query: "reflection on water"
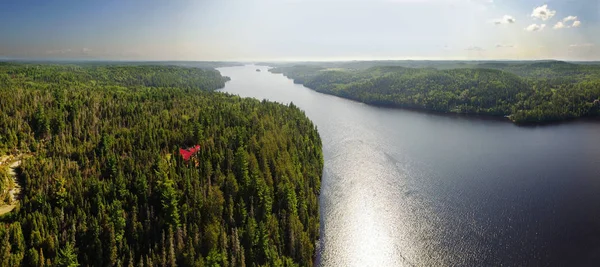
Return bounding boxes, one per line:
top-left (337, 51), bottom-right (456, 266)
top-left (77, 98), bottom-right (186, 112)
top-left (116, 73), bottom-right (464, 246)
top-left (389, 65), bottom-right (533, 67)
top-left (218, 65), bottom-right (600, 266)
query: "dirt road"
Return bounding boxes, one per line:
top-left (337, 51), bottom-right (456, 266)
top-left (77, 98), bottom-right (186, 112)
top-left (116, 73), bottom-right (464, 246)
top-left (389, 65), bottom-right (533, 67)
top-left (0, 157), bottom-right (22, 216)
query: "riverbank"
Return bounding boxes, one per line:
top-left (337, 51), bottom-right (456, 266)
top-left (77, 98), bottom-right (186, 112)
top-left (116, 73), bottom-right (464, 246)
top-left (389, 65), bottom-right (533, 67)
top-left (269, 63), bottom-right (600, 125)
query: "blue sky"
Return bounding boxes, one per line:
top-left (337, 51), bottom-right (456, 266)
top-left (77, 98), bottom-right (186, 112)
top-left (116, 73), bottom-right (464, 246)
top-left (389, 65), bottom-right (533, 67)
top-left (0, 0), bottom-right (598, 61)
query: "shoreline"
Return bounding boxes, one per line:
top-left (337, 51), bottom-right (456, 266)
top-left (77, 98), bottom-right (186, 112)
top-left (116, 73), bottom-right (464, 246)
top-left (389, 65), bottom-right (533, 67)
top-left (273, 72), bottom-right (600, 127)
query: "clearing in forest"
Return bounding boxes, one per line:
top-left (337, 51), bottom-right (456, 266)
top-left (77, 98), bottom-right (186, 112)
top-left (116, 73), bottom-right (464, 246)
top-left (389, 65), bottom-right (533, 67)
top-left (0, 155), bottom-right (23, 216)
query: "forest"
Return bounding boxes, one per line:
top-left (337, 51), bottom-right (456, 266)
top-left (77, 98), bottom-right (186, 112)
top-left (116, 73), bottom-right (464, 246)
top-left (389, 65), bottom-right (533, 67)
top-left (0, 63), bottom-right (323, 266)
top-left (269, 61), bottom-right (600, 124)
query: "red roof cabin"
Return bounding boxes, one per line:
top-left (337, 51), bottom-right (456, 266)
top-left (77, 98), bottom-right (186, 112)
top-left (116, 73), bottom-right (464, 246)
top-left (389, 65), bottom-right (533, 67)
top-left (179, 145), bottom-right (201, 161)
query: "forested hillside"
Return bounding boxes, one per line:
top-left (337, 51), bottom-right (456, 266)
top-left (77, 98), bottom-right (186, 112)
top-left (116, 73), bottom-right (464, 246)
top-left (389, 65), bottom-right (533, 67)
top-left (0, 64), bottom-right (323, 266)
top-left (270, 62), bottom-right (600, 124)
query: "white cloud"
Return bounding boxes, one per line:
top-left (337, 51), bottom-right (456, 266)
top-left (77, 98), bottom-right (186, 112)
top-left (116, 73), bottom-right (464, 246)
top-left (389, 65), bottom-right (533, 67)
top-left (466, 46), bottom-right (485, 51)
top-left (46, 49), bottom-right (72, 55)
top-left (569, 43), bottom-right (594, 47)
top-left (496, 44), bottom-right (514, 48)
top-left (525, 24), bottom-right (546, 32)
top-left (493, 15), bottom-right (516, 25)
top-left (554, 17), bottom-right (582, 29)
top-left (44, 48), bottom-right (93, 56)
top-left (553, 21), bottom-right (566, 29)
top-left (531, 5), bottom-right (556, 21)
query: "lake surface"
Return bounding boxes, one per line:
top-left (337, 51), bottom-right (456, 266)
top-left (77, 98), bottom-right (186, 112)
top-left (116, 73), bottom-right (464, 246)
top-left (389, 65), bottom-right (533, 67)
top-left (218, 65), bottom-right (600, 266)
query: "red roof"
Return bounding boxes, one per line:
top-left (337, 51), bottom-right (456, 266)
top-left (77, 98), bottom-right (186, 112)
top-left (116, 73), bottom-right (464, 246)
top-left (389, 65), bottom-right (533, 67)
top-left (179, 145), bottom-right (200, 161)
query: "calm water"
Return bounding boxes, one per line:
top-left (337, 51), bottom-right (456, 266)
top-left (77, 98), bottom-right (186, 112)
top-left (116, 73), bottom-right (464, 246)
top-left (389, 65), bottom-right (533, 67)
top-left (218, 65), bottom-right (600, 266)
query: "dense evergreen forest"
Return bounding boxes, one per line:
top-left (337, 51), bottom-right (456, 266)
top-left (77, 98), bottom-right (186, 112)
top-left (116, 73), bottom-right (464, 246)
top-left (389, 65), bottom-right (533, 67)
top-left (270, 61), bottom-right (600, 124)
top-left (0, 63), bottom-right (323, 266)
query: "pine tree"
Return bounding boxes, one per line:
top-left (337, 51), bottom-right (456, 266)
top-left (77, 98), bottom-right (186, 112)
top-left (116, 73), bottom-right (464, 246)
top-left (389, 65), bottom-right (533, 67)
top-left (55, 242), bottom-right (79, 267)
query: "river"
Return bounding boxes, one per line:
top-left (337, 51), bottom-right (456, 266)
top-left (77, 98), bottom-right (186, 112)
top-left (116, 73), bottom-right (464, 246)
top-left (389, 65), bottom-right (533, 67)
top-left (217, 65), bottom-right (600, 266)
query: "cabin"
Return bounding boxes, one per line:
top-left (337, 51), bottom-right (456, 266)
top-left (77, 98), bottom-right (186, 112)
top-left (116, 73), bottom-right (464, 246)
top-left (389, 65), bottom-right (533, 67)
top-left (179, 145), bottom-right (201, 161)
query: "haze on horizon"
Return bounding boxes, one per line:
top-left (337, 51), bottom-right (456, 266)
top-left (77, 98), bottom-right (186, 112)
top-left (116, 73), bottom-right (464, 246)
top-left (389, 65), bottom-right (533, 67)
top-left (1, 0), bottom-right (599, 61)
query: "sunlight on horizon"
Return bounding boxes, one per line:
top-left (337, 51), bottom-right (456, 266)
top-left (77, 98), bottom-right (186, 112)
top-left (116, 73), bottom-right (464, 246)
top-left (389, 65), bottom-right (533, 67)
top-left (0, 0), bottom-right (598, 61)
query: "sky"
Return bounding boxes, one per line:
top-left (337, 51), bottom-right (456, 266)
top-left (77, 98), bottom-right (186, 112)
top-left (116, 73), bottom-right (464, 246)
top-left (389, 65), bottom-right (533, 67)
top-left (0, 0), bottom-right (599, 61)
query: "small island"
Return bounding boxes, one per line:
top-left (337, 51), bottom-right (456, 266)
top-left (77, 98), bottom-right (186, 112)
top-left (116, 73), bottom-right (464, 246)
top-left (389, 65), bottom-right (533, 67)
top-left (256, 68), bottom-right (261, 72)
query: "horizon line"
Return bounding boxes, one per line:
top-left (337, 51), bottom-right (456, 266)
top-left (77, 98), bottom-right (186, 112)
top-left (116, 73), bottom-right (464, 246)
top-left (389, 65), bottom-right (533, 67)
top-left (2, 58), bottom-right (600, 63)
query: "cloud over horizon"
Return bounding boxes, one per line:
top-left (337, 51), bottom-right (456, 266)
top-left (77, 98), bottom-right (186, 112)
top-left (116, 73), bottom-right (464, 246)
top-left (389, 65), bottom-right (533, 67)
top-left (0, 0), bottom-right (598, 61)
top-left (496, 44), bottom-right (514, 48)
top-left (466, 46), bottom-right (485, 51)
top-left (525, 24), bottom-right (546, 32)
top-left (553, 16), bottom-right (583, 29)
top-left (531, 5), bottom-right (556, 21)
top-left (554, 21), bottom-right (566, 29)
top-left (493, 15), bottom-right (516, 25)
top-left (569, 43), bottom-right (594, 48)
